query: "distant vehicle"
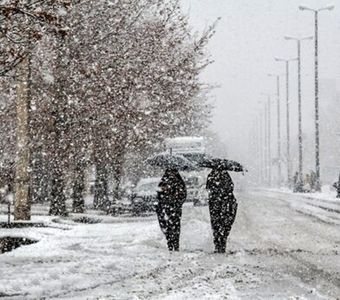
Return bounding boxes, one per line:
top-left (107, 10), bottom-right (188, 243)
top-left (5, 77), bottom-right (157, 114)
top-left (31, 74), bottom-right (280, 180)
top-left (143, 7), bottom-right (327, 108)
top-left (183, 173), bottom-right (208, 206)
top-left (130, 177), bottom-right (160, 215)
top-left (165, 136), bottom-right (209, 206)
top-left (165, 136), bottom-right (206, 156)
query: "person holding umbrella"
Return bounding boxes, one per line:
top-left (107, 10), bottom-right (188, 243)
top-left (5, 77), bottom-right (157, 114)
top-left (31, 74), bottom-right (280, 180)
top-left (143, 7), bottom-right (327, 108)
top-left (156, 168), bottom-right (187, 251)
top-left (202, 159), bottom-right (244, 253)
top-left (146, 152), bottom-right (191, 251)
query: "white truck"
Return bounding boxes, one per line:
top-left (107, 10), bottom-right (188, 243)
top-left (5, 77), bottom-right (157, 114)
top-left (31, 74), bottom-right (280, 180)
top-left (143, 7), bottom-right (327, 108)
top-left (165, 137), bottom-right (209, 205)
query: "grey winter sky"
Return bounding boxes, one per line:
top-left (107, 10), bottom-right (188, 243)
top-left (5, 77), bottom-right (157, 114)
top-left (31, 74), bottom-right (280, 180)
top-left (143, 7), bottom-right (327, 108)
top-left (181, 0), bottom-right (340, 164)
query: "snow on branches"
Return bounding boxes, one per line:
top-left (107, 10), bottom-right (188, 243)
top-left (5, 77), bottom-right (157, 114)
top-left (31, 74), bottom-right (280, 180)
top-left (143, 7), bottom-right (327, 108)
top-left (0, 0), bottom-right (75, 76)
top-left (0, 0), bottom-right (216, 214)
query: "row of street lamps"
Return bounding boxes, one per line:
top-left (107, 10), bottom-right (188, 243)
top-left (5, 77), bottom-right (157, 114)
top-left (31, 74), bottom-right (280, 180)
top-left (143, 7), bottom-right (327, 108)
top-left (260, 5), bottom-right (334, 190)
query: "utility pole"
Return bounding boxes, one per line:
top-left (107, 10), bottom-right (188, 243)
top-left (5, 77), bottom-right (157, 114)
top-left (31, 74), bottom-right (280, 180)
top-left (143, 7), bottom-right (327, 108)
top-left (276, 75), bottom-right (281, 188)
top-left (259, 103), bottom-right (268, 185)
top-left (264, 102), bottom-right (269, 185)
top-left (14, 55), bottom-right (31, 221)
top-left (299, 5), bottom-right (334, 191)
top-left (275, 57), bottom-right (297, 186)
top-left (268, 74), bottom-right (282, 188)
top-left (267, 96), bottom-right (272, 187)
top-left (258, 115), bottom-right (264, 184)
top-left (285, 36), bottom-right (313, 191)
top-left (253, 118), bottom-right (261, 184)
top-left (261, 93), bottom-right (273, 187)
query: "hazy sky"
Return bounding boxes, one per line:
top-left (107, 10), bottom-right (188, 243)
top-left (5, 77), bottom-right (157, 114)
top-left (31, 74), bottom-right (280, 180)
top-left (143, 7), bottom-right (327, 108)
top-left (181, 0), bottom-right (340, 163)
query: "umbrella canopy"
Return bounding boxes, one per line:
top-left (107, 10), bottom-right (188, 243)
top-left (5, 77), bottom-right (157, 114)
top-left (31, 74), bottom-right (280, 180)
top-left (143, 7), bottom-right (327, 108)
top-left (198, 158), bottom-right (245, 172)
top-left (146, 153), bottom-right (196, 171)
top-left (181, 153), bottom-right (213, 166)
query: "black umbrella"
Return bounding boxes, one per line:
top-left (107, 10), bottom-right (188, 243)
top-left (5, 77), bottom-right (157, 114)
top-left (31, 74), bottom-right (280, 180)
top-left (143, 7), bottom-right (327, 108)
top-left (182, 153), bottom-right (213, 166)
top-left (146, 152), bottom-right (195, 171)
top-left (198, 158), bottom-right (245, 172)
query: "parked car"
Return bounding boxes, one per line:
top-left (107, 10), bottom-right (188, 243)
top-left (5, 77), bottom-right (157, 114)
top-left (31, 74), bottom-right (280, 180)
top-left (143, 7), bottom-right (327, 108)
top-left (130, 177), bottom-right (160, 215)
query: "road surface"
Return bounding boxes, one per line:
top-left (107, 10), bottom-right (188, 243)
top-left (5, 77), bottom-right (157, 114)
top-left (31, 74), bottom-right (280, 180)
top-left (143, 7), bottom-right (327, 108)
top-left (0, 191), bottom-right (339, 299)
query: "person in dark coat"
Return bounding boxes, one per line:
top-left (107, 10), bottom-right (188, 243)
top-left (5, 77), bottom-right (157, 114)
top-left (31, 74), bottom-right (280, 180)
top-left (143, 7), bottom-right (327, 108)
top-left (156, 168), bottom-right (187, 251)
top-left (332, 172), bottom-right (340, 198)
top-left (206, 166), bottom-right (237, 253)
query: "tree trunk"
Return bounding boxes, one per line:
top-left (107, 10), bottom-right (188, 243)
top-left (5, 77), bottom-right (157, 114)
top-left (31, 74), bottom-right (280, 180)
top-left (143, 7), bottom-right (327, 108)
top-left (93, 160), bottom-right (109, 211)
top-left (112, 156), bottom-right (124, 203)
top-left (72, 166), bottom-right (85, 213)
top-left (109, 145), bottom-right (126, 215)
top-left (14, 55), bottom-right (31, 221)
top-left (31, 147), bottom-right (50, 203)
top-left (49, 164), bottom-right (67, 216)
top-left (49, 34), bottom-right (69, 216)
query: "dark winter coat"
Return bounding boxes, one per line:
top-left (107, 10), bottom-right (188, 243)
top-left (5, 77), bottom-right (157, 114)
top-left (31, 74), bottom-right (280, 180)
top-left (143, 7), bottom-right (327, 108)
top-left (333, 173), bottom-right (340, 198)
top-left (206, 167), bottom-right (237, 253)
top-left (156, 169), bottom-right (187, 251)
top-left (158, 169), bottom-right (187, 207)
top-left (206, 168), bottom-right (234, 200)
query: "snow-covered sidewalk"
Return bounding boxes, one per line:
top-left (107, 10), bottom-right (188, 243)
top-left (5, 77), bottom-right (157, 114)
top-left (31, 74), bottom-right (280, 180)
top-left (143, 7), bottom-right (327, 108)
top-left (1, 192), bottom-right (339, 299)
top-left (0, 207), bottom-right (239, 299)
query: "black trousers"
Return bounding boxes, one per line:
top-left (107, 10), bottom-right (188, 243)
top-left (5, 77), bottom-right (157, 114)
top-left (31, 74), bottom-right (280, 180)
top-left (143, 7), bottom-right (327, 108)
top-left (156, 203), bottom-right (182, 251)
top-left (208, 196), bottom-right (237, 253)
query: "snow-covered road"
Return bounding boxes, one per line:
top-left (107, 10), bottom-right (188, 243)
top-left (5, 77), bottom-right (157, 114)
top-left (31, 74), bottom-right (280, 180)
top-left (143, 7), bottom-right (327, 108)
top-left (0, 192), bottom-right (339, 299)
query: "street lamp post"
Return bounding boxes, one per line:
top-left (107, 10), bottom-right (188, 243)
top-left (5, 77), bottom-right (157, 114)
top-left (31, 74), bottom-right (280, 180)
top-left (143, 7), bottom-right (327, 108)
top-left (259, 100), bottom-right (269, 185)
top-left (251, 118), bottom-right (260, 184)
top-left (268, 74), bottom-right (282, 188)
top-left (261, 93), bottom-right (273, 187)
top-left (284, 36), bottom-right (313, 191)
top-left (257, 115), bottom-right (264, 184)
top-left (299, 5), bottom-right (334, 191)
top-left (264, 101), bottom-right (269, 185)
top-left (275, 57), bottom-right (297, 186)
top-left (256, 117), bottom-right (262, 184)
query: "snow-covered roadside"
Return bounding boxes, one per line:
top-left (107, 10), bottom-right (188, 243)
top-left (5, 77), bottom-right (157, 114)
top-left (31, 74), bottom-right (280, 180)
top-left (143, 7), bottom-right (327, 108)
top-left (268, 185), bottom-right (339, 203)
top-left (0, 206), bottom-right (239, 300)
top-left (260, 187), bottom-right (340, 226)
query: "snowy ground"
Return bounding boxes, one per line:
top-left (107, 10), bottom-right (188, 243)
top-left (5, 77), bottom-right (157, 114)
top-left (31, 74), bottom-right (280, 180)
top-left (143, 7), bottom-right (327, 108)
top-left (0, 191), bottom-right (340, 299)
top-left (264, 186), bottom-right (340, 226)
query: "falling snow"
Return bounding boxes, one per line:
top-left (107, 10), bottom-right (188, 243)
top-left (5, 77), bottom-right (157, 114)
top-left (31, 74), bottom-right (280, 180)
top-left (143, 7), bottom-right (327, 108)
top-left (1, 0), bottom-right (340, 299)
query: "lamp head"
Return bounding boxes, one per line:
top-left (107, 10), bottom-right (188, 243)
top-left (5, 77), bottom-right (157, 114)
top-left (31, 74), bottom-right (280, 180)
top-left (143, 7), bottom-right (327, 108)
top-left (267, 73), bottom-right (278, 78)
top-left (323, 5), bottom-right (335, 11)
top-left (299, 6), bottom-right (309, 11)
top-left (300, 5), bottom-right (335, 12)
top-left (276, 57), bottom-right (292, 62)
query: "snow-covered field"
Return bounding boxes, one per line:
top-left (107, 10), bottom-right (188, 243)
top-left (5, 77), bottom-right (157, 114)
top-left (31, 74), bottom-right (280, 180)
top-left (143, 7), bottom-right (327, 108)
top-left (1, 191), bottom-right (340, 299)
